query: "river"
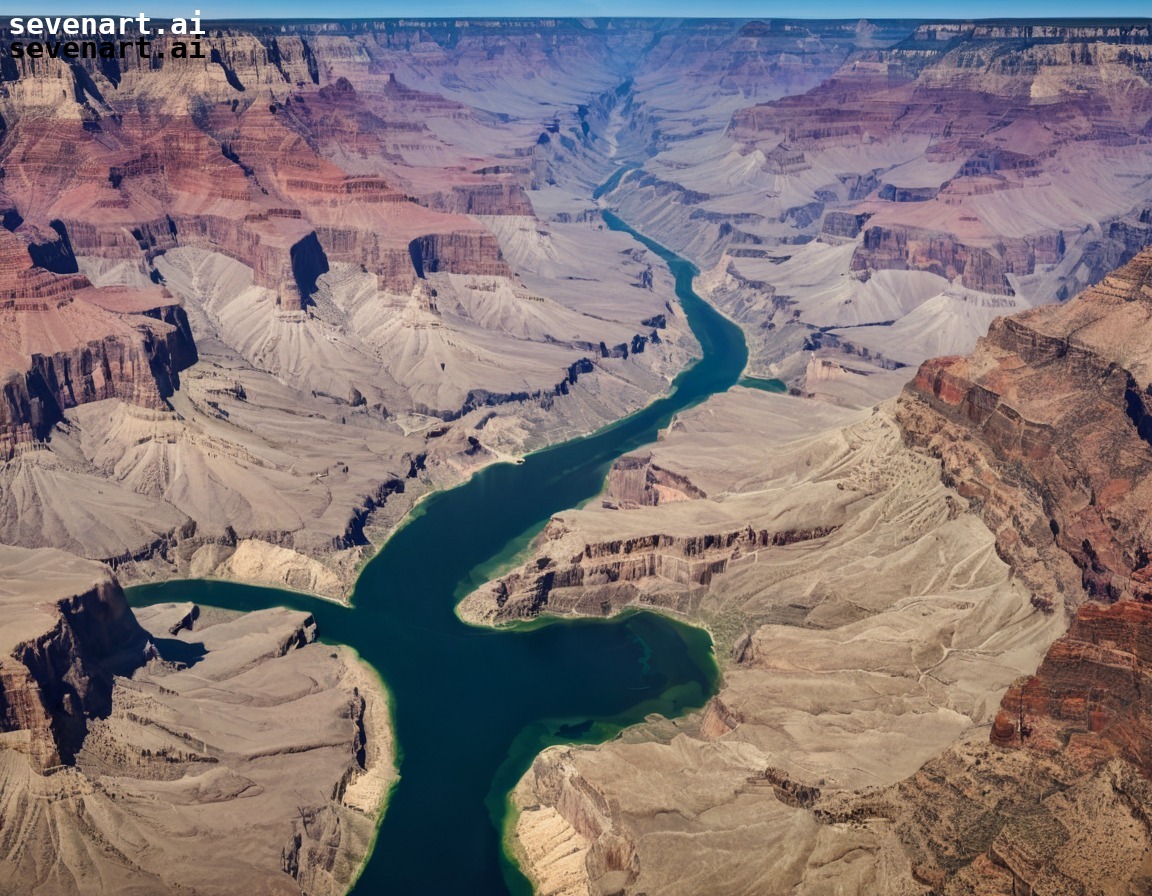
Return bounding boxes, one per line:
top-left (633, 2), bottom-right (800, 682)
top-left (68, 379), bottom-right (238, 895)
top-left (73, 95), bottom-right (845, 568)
top-left (127, 210), bottom-right (749, 894)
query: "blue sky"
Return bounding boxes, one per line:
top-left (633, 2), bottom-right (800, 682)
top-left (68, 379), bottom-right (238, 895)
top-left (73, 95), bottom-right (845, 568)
top-left (14, 0), bottom-right (1152, 20)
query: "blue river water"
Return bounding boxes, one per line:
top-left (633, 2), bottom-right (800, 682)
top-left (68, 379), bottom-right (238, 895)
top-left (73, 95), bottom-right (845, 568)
top-left (128, 210), bottom-right (749, 894)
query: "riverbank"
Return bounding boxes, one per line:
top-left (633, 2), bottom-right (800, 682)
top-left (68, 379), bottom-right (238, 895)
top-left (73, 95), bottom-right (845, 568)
top-left (473, 386), bottom-right (1063, 895)
top-left (334, 647), bottom-right (402, 894)
top-left (125, 205), bottom-right (744, 895)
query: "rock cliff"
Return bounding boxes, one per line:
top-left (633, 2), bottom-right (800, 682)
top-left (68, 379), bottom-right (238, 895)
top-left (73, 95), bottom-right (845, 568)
top-left (868, 246), bottom-right (1152, 894)
top-left (0, 546), bottom-right (146, 770)
top-left (897, 247), bottom-right (1152, 608)
top-left (0, 229), bottom-right (198, 459)
top-left (475, 387), bottom-right (1061, 896)
top-left (0, 546), bottom-right (394, 896)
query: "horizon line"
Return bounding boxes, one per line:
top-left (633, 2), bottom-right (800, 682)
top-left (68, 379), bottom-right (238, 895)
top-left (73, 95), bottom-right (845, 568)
top-left (5, 13), bottom-right (1152, 20)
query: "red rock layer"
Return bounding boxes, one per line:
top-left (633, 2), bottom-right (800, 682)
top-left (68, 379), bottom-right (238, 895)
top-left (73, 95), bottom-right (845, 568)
top-left (851, 226), bottom-right (1064, 295)
top-left (893, 246), bottom-right (1152, 887)
top-left (898, 247), bottom-right (1152, 607)
top-left (0, 229), bottom-right (197, 459)
top-left (991, 601), bottom-right (1152, 770)
top-left (0, 42), bottom-right (522, 304)
top-left (0, 27), bottom-right (545, 449)
top-left (731, 24), bottom-right (1152, 291)
top-left (0, 230), bottom-right (87, 305)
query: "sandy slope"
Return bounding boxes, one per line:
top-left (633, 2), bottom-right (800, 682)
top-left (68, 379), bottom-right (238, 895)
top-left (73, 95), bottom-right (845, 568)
top-left (460, 388), bottom-right (1064, 895)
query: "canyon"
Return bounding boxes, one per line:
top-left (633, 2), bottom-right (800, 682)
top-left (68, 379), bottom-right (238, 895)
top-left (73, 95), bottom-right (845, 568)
top-left (7, 19), bottom-right (1152, 594)
top-left (0, 20), bottom-right (702, 598)
top-left (2, 15), bottom-right (1152, 896)
top-left (608, 21), bottom-right (1152, 408)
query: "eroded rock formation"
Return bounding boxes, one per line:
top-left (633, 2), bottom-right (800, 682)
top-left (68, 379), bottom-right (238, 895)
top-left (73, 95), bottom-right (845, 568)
top-left (0, 546), bottom-right (393, 896)
top-left (0, 547), bottom-right (145, 770)
top-left (897, 248), bottom-right (1152, 608)
top-left (477, 388), bottom-right (1061, 896)
top-left (0, 229), bottom-right (198, 459)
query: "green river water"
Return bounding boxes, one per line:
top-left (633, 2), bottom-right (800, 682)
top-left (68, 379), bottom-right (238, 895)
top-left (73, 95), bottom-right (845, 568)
top-left (127, 210), bottom-right (750, 894)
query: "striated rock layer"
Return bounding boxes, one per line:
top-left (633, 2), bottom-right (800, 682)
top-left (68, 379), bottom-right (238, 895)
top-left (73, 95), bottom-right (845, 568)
top-left (0, 545), bottom-right (146, 771)
top-left (897, 247), bottom-right (1152, 610)
top-left (0, 229), bottom-right (197, 460)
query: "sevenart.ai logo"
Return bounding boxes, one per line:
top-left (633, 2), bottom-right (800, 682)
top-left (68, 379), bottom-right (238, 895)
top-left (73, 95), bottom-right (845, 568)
top-left (6, 10), bottom-right (206, 60)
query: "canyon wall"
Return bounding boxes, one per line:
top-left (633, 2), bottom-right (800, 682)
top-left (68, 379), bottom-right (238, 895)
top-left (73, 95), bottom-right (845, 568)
top-left (870, 245), bottom-right (1152, 894)
top-left (0, 549), bottom-right (145, 770)
top-left (897, 248), bottom-right (1152, 607)
top-left (0, 228), bottom-right (198, 459)
top-left (6, 17), bottom-right (1152, 896)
